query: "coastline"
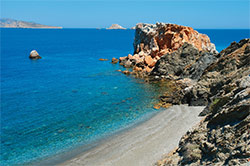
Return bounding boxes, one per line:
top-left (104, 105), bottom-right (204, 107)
top-left (59, 105), bottom-right (204, 166)
top-left (0, 27), bottom-right (63, 29)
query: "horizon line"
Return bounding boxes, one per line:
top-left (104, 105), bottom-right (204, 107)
top-left (1, 27), bottom-right (250, 30)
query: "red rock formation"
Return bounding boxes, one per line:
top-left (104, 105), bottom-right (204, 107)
top-left (120, 23), bottom-right (217, 73)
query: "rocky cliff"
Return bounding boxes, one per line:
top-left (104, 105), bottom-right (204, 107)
top-left (119, 23), bottom-right (217, 73)
top-left (156, 39), bottom-right (250, 166)
top-left (117, 22), bottom-right (249, 165)
top-left (151, 43), bottom-right (217, 80)
top-left (0, 18), bottom-right (62, 29)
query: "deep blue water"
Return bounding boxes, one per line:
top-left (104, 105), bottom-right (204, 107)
top-left (1, 28), bottom-right (249, 165)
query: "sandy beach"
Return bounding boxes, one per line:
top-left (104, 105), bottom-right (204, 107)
top-left (59, 105), bottom-right (204, 166)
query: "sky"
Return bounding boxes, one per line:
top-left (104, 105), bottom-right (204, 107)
top-left (1, 0), bottom-right (249, 29)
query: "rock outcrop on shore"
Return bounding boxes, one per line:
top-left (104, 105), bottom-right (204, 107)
top-left (116, 22), bottom-right (249, 165)
top-left (107, 24), bottom-right (126, 29)
top-left (156, 39), bottom-right (250, 166)
top-left (151, 43), bottom-right (217, 80)
top-left (119, 23), bottom-right (217, 73)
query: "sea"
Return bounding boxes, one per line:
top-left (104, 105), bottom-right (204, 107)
top-left (1, 28), bottom-right (249, 165)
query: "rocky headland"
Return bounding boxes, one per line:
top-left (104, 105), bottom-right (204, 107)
top-left (0, 18), bottom-right (62, 29)
top-left (116, 23), bottom-right (250, 165)
top-left (156, 38), bottom-right (250, 166)
top-left (107, 24), bottom-right (126, 30)
top-left (118, 23), bottom-right (217, 75)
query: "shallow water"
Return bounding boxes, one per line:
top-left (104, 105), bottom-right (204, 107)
top-left (1, 28), bottom-right (249, 165)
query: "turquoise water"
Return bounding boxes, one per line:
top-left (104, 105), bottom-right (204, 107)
top-left (1, 28), bottom-right (249, 165)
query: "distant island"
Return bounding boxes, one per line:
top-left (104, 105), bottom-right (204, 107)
top-left (131, 26), bottom-right (136, 29)
top-left (0, 18), bottom-right (62, 29)
top-left (107, 24), bottom-right (126, 29)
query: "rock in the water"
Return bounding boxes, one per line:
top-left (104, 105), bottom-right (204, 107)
top-left (111, 58), bottom-right (118, 64)
top-left (29, 50), bottom-right (41, 60)
top-left (99, 58), bottom-right (108, 61)
top-left (134, 23), bottom-right (217, 56)
top-left (122, 70), bottom-right (130, 75)
top-left (118, 22), bottom-right (217, 74)
top-left (107, 24), bottom-right (126, 30)
top-left (130, 26), bottom-right (136, 30)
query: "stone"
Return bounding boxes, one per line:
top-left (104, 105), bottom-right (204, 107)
top-left (145, 66), bottom-right (152, 73)
top-left (119, 56), bottom-right (127, 62)
top-left (127, 54), bottom-right (133, 60)
top-left (153, 104), bottom-right (161, 109)
top-left (99, 58), bottom-right (108, 61)
top-left (124, 60), bottom-right (132, 68)
top-left (133, 66), bottom-right (143, 72)
top-left (111, 58), bottom-right (118, 64)
top-left (29, 50), bottom-right (41, 60)
top-left (122, 70), bottom-right (130, 75)
top-left (182, 143), bottom-right (202, 162)
top-left (144, 55), bottom-right (154, 66)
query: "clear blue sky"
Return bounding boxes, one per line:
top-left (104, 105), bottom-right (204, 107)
top-left (1, 0), bottom-right (249, 29)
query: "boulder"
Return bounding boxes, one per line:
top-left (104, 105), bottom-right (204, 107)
top-left (144, 55), bottom-right (154, 66)
top-left (122, 70), bottom-right (130, 75)
top-left (119, 56), bottom-right (127, 61)
top-left (124, 60), bottom-right (133, 68)
top-left (111, 58), bottom-right (118, 64)
top-left (127, 54), bottom-right (133, 60)
top-left (145, 66), bottom-right (152, 73)
top-left (99, 58), bottom-right (108, 61)
top-left (29, 50), bottom-right (41, 60)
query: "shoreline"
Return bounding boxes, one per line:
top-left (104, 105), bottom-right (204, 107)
top-left (34, 110), bottom-right (160, 166)
top-left (59, 105), bottom-right (204, 166)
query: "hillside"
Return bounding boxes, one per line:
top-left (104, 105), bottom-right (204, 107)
top-left (0, 18), bottom-right (62, 29)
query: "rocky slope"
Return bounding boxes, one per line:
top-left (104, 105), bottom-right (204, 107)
top-left (107, 24), bottom-right (126, 29)
top-left (151, 43), bottom-right (217, 80)
top-left (119, 23), bottom-right (217, 73)
top-left (0, 18), bottom-right (62, 29)
top-left (156, 39), bottom-right (250, 165)
top-left (117, 22), bottom-right (249, 165)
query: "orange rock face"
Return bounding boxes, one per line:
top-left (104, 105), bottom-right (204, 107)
top-left (144, 55), bottom-right (154, 66)
top-left (119, 56), bottom-right (127, 62)
top-left (119, 23), bottom-right (217, 73)
top-left (134, 23), bottom-right (217, 57)
top-left (145, 66), bottom-right (152, 73)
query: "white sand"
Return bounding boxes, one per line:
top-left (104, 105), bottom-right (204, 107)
top-left (60, 105), bottom-right (204, 166)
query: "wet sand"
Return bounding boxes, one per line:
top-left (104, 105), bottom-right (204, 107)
top-left (60, 105), bottom-right (204, 166)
